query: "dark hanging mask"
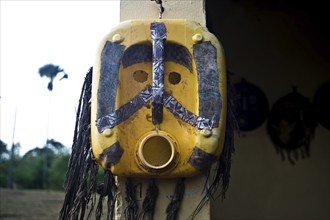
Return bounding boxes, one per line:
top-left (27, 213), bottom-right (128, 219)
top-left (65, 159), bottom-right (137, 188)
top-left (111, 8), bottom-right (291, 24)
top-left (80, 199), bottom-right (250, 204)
top-left (234, 78), bottom-right (269, 131)
top-left (267, 88), bottom-right (317, 165)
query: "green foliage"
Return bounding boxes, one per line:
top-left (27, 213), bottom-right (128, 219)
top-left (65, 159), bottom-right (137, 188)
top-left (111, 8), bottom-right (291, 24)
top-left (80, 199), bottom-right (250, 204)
top-left (97, 165), bottom-right (106, 185)
top-left (0, 139), bottom-right (71, 190)
top-left (48, 154), bottom-right (70, 190)
top-left (0, 140), bottom-right (9, 187)
top-left (14, 154), bottom-right (44, 188)
top-left (0, 160), bottom-right (8, 187)
top-left (47, 139), bottom-right (66, 153)
top-left (0, 140), bottom-right (8, 160)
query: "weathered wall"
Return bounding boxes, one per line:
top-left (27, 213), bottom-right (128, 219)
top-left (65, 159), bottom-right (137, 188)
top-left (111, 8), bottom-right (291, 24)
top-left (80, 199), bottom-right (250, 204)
top-left (120, 0), bottom-right (206, 26)
top-left (206, 1), bottom-right (330, 219)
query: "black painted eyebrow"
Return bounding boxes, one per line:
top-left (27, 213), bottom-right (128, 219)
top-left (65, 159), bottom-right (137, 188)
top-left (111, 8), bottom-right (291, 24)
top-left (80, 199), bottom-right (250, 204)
top-left (121, 44), bottom-right (152, 68)
top-left (121, 43), bottom-right (192, 72)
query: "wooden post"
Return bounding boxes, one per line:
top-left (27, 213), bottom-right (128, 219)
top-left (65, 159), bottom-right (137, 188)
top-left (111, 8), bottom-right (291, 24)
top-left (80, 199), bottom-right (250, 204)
top-left (115, 1), bottom-right (211, 219)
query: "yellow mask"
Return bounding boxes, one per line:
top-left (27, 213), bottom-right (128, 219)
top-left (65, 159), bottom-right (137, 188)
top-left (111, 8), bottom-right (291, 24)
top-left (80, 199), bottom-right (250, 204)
top-left (91, 19), bottom-right (227, 178)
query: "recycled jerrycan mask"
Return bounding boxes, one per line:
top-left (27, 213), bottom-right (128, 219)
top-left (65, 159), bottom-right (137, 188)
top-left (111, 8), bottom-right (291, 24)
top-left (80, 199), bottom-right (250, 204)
top-left (91, 19), bottom-right (227, 178)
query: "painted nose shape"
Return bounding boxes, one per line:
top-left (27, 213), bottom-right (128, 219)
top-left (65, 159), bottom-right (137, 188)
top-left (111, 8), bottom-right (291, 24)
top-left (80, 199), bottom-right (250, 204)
top-left (151, 22), bottom-right (166, 125)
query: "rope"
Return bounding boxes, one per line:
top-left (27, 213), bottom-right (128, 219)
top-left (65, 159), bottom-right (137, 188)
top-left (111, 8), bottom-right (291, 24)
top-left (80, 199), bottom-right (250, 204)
top-left (151, 0), bottom-right (165, 19)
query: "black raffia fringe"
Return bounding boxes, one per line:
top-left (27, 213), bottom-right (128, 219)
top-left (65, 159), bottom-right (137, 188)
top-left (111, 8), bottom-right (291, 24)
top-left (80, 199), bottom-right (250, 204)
top-left (190, 71), bottom-right (239, 219)
top-left (166, 178), bottom-right (185, 220)
top-left (125, 178), bottom-right (139, 220)
top-left (59, 67), bottom-right (99, 220)
top-left (208, 71), bottom-right (238, 198)
top-left (96, 170), bottom-right (117, 220)
top-left (59, 68), bottom-right (117, 220)
top-left (142, 179), bottom-right (159, 220)
top-left (106, 172), bottom-right (117, 220)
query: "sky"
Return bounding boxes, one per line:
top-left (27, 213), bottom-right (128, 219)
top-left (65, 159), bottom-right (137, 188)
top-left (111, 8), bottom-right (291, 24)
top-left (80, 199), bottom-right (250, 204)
top-left (0, 1), bottom-right (120, 155)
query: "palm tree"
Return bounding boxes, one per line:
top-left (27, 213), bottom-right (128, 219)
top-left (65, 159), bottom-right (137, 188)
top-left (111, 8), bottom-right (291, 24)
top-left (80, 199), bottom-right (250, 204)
top-left (7, 142), bottom-right (20, 189)
top-left (38, 63), bottom-right (68, 188)
top-left (38, 64), bottom-right (68, 91)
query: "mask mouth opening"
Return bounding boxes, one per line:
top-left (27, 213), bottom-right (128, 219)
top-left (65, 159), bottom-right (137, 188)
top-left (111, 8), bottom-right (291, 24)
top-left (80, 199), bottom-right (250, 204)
top-left (137, 132), bottom-right (176, 171)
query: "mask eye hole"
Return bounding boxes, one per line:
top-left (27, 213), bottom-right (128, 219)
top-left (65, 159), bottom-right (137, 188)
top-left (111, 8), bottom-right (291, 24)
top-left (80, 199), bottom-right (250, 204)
top-left (133, 70), bottom-right (148, 83)
top-left (168, 72), bottom-right (181, 85)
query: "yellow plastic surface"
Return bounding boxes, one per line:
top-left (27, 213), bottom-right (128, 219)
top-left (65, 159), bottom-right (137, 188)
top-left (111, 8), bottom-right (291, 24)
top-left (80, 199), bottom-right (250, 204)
top-left (91, 19), bottom-right (227, 178)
